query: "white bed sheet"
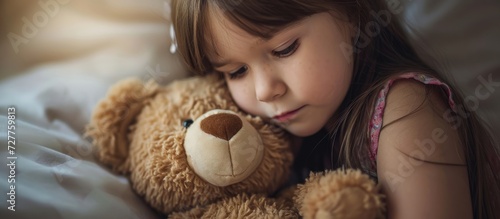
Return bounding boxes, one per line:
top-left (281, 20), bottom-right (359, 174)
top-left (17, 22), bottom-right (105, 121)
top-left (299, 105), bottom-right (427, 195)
top-left (1, 0), bottom-right (184, 218)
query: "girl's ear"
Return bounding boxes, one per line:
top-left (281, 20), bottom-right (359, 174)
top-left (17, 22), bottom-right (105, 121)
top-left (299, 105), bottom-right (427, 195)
top-left (85, 78), bottom-right (159, 173)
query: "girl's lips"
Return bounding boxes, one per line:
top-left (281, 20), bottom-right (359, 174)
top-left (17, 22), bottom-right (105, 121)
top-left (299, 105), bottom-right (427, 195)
top-left (273, 106), bottom-right (305, 122)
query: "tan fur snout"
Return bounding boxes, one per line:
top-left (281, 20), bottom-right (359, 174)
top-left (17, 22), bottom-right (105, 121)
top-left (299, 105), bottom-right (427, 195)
top-left (184, 110), bottom-right (264, 187)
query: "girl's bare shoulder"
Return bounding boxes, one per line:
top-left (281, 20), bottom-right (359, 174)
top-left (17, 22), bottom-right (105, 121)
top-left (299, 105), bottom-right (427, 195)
top-left (376, 79), bottom-right (472, 219)
top-left (379, 78), bottom-right (465, 165)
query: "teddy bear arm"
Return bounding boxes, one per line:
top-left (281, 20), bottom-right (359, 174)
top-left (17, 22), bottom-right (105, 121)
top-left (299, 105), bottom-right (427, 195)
top-left (167, 205), bottom-right (208, 219)
top-left (294, 169), bottom-right (386, 219)
top-left (169, 194), bottom-right (298, 219)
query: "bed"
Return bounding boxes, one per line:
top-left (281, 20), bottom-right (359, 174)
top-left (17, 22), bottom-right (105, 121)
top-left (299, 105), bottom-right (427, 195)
top-left (1, 1), bottom-right (499, 218)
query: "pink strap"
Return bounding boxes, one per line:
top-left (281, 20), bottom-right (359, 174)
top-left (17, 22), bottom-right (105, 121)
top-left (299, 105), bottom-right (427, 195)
top-left (368, 73), bottom-right (457, 168)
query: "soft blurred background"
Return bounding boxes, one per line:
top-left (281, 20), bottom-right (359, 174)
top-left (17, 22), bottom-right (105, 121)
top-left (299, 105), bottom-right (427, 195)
top-left (0, 0), bottom-right (499, 218)
top-left (0, 0), bottom-right (187, 82)
top-left (403, 1), bottom-right (500, 137)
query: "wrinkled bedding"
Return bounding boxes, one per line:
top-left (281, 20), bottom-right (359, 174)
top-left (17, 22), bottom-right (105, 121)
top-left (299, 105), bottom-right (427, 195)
top-left (0, 1), bottom-right (498, 218)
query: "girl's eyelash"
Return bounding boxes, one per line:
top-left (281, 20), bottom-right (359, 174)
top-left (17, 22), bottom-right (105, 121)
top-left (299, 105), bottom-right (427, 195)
top-left (228, 65), bottom-right (248, 80)
top-left (222, 39), bottom-right (299, 80)
top-left (273, 39), bottom-right (299, 58)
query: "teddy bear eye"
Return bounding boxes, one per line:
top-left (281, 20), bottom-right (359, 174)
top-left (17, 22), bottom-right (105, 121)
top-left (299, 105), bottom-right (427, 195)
top-left (182, 119), bottom-right (194, 128)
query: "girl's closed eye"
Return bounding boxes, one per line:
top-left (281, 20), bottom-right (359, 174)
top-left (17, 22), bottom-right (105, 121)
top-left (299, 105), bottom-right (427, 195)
top-left (222, 39), bottom-right (300, 80)
top-left (227, 65), bottom-right (248, 80)
top-left (273, 39), bottom-right (300, 58)
top-left (224, 39), bottom-right (300, 80)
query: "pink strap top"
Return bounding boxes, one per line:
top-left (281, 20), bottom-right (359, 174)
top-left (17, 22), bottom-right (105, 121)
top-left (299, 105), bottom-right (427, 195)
top-left (368, 72), bottom-right (457, 168)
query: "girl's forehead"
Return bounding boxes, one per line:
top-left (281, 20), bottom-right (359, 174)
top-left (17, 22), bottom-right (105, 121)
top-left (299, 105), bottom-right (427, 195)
top-left (207, 7), bottom-right (256, 41)
top-left (205, 6), bottom-right (265, 61)
top-left (204, 6), bottom-right (314, 60)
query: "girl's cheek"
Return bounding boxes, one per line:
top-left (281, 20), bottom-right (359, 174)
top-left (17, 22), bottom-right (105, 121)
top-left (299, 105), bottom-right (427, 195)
top-left (229, 84), bottom-right (252, 105)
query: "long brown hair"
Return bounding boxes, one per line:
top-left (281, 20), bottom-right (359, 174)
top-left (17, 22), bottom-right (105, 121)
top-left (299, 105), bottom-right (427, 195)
top-left (171, 0), bottom-right (500, 218)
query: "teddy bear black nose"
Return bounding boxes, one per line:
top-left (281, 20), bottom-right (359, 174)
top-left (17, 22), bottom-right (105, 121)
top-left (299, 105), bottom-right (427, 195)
top-left (200, 113), bottom-right (242, 140)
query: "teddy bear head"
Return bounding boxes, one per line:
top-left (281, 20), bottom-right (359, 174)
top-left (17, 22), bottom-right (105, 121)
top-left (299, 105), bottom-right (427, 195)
top-left (86, 74), bottom-right (294, 214)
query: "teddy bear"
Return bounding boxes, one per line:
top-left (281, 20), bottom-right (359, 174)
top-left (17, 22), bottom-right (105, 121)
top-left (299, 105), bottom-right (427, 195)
top-left (85, 74), bottom-right (386, 218)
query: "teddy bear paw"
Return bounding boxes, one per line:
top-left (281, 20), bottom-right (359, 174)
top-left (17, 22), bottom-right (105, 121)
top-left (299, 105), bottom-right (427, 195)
top-left (295, 169), bottom-right (385, 219)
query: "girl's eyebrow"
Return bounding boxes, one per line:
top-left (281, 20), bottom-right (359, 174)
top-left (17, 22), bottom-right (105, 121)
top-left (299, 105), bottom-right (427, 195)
top-left (212, 59), bottom-right (232, 68)
top-left (211, 20), bottom-right (306, 68)
top-left (211, 38), bottom-right (264, 68)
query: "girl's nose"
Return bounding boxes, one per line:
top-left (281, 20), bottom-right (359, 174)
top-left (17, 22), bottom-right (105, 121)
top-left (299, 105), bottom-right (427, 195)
top-left (254, 70), bottom-right (287, 102)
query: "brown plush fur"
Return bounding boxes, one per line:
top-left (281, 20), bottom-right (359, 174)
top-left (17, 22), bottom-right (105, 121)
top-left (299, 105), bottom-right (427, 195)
top-left (86, 74), bottom-right (385, 218)
top-left (295, 169), bottom-right (386, 219)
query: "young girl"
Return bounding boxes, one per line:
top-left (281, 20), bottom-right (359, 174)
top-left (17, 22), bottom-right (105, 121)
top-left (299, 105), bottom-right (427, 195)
top-left (171, 0), bottom-right (500, 218)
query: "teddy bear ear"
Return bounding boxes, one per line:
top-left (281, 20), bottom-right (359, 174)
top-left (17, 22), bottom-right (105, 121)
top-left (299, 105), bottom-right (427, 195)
top-left (85, 78), bottom-right (159, 173)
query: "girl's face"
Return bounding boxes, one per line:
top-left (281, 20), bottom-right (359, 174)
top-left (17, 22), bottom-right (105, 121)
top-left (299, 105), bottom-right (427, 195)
top-left (207, 11), bottom-right (354, 137)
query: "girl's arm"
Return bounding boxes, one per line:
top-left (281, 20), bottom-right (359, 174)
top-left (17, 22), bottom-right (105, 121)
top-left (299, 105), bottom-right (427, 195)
top-left (377, 80), bottom-right (472, 219)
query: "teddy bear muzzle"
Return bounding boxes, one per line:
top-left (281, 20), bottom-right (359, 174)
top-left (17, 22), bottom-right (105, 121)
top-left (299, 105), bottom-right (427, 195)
top-left (184, 110), bottom-right (265, 187)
